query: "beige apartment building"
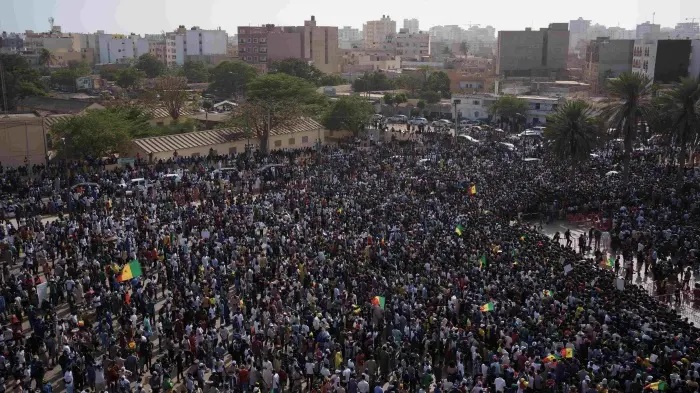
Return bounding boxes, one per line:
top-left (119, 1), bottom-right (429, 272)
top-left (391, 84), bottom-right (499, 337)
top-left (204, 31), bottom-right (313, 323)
top-left (0, 114), bottom-right (49, 167)
top-left (363, 15), bottom-right (397, 49)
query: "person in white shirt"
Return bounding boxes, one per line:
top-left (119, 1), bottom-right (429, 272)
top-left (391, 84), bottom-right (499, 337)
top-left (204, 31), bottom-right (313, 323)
top-left (495, 376), bottom-right (507, 393)
top-left (358, 376), bottom-right (370, 393)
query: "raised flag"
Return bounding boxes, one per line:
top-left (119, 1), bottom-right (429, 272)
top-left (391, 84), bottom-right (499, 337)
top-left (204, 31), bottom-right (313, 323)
top-left (560, 347), bottom-right (573, 358)
top-left (479, 302), bottom-right (494, 312)
top-left (469, 184), bottom-right (477, 196)
top-left (644, 381), bottom-right (667, 391)
top-left (606, 256), bottom-right (615, 269)
top-left (543, 290), bottom-right (552, 297)
top-left (455, 225), bottom-right (465, 236)
top-left (479, 255), bottom-right (488, 269)
top-left (117, 260), bottom-right (143, 282)
top-left (371, 296), bottom-right (386, 310)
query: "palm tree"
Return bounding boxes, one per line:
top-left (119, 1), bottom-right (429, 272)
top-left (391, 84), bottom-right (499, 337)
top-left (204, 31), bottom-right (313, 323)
top-left (602, 72), bottom-right (654, 181)
top-left (544, 100), bottom-right (601, 166)
top-left (39, 48), bottom-right (55, 67)
top-left (655, 77), bottom-right (700, 178)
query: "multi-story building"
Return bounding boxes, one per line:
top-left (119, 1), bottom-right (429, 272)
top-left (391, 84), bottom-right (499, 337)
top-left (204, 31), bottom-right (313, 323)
top-left (452, 94), bottom-right (561, 124)
top-left (691, 40), bottom-right (700, 79)
top-left (429, 25), bottom-right (466, 42)
top-left (403, 19), bottom-right (420, 34)
top-left (23, 29), bottom-right (81, 52)
top-left (632, 38), bottom-right (694, 83)
top-left (606, 27), bottom-right (636, 40)
top-left (91, 32), bottom-right (149, 64)
top-left (339, 26), bottom-right (362, 49)
top-left (636, 21), bottom-right (661, 40)
top-left (569, 17), bottom-right (590, 54)
top-left (496, 23), bottom-right (570, 79)
top-left (674, 22), bottom-right (700, 39)
top-left (389, 29), bottom-right (430, 60)
top-left (584, 38), bottom-right (634, 92)
top-left (238, 16), bottom-right (339, 74)
top-left (363, 15), bottom-right (396, 49)
top-left (172, 26), bottom-right (228, 66)
top-left (0, 32), bottom-right (24, 53)
top-left (145, 34), bottom-right (167, 63)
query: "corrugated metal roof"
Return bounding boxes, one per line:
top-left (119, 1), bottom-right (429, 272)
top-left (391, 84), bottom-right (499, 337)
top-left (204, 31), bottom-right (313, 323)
top-left (43, 114), bottom-right (74, 128)
top-left (132, 117), bottom-right (323, 154)
top-left (146, 107), bottom-right (197, 119)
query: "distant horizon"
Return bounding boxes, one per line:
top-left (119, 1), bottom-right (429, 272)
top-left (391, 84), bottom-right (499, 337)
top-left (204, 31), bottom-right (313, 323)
top-left (1, 0), bottom-right (699, 35)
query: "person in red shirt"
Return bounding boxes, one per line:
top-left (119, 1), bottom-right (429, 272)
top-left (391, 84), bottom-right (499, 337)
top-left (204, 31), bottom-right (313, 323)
top-left (239, 364), bottom-right (250, 392)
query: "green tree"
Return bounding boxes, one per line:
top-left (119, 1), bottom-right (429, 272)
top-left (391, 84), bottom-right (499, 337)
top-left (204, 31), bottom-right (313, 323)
top-left (142, 76), bottom-right (191, 120)
top-left (115, 67), bottom-right (145, 89)
top-left (488, 95), bottom-right (529, 132)
top-left (420, 90), bottom-right (441, 104)
top-left (0, 54), bottom-right (46, 111)
top-left (544, 100), bottom-right (602, 166)
top-left (322, 95), bottom-right (374, 135)
top-left (182, 60), bottom-right (209, 83)
top-left (135, 54), bottom-right (165, 78)
top-left (602, 72), bottom-right (654, 181)
top-left (39, 48), bottom-right (54, 67)
top-left (208, 61), bottom-right (258, 99)
top-left (66, 60), bottom-right (91, 76)
top-left (654, 77), bottom-right (700, 178)
top-left (417, 100), bottom-right (426, 111)
top-left (424, 71), bottom-right (451, 98)
top-left (319, 74), bottom-right (346, 86)
top-left (50, 69), bottom-right (79, 90)
top-left (384, 92), bottom-right (407, 114)
top-left (99, 64), bottom-right (122, 81)
top-left (51, 109), bottom-right (132, 159)
top-left (229, 73), bottom-right (325, 153)
top-left (270, 58), bottom-right (323, 85)
top-left (395, 73), bottom-right (422, 96)
top-left (352, 71), bottom-right (394, 92)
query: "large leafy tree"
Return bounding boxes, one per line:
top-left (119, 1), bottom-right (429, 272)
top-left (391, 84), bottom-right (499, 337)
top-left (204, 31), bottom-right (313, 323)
top-left (352, 71), bottom-right (395, 92)
top-left (135, 54), bottom-right (165, 78)
top-left (208, 61), bottom-right (258, 100)
top-left (99, 64), bottom-right (123, 81)
top-left (654, 77), bottom-right (700, 178)
top-left (602, 72), bottom-right (654, 181)
top-left (0, 54), bottom-right (46, 111)
top-left (182, 60), bottom-right (209, 83)
top-left (147, 76), bottom-right (190, 120)
top-left (544, 100), bottom-right (601, 165)
top-left (424, 71), bottom-right (451, 98)
top-left (395, 73), bottom-right (423, 96)
top-left (51, 109), bottom-right (132, 159)
top-left (270, 58), bottom-right (323, 85)
top-left (488, 95), bottom-right (529, 132)
top-left (228, 73), bottom-right (325, 153)
top-left (115, 67), bottom-right (145, 89)
top-left (384, 92), bottom-right (407, 114)
top-left (50, 63), bottom-right (91, 90)
top-left (323, 95), bottom-right (374, 135)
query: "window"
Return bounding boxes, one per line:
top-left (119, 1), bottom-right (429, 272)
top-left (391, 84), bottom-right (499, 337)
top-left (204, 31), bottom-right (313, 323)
top-left (253, 56), bottom-right (258, 62)
top-left (253, 38), bottom-right (258, 43)
top-left (240, 29), bottom-right (246, 34)
top-left (229, 147), bottom-right (237, 155)
top-left (242, 47), bottom-right (248, 53)
top-left (552, 104), bottom-right (558, 111)
top-left (254, 47), bottom-right (259, 53)
top-left (260, 56), bottom-right (267, 62)
top-left (473, 100), bottom-right (479, 105)
top-left (534, 103), bottom-right (541, 110)
top-left (274, 140), bottom-right (282, 147)
top-left (260, 38), bottom-right (267, 43)
top-left (302, 136), bottom-right (309, 144)
top-left (246, 38), bottom-right (252, 43)
top-left (260, 47), bottom-right (267, 53)
top-left (239, 38), bottom-right (245, 44)
top-left (288, 138), bottom-right (296, 145)
top-left (246, 56), bottom-right (252, 61)
top-left (474, 111), bottom-right (480, 118)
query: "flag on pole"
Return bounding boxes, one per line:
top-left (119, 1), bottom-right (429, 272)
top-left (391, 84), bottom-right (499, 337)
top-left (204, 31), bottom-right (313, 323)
top-left (469, 184), bottom-right (477, 196)
top-left (479, 255), bottom-right (488, 269)
top-left (644, 381), bottom-right (667, 391)
top-left (455, 225), bottom-right (465, 236)
top-left (371, 296), bottom-right (386, 310)
top-left (479, 302), bottom-right (494, 312)
top-left (560, 348), bottom-right (573, 358)
top-left (117, 260), bottom-right (143, 282)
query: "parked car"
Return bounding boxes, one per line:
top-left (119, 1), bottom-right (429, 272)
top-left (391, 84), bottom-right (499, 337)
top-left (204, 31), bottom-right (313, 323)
top-left (388, 115), bottom-right (408, 123)
top-left (409, 117), bottom-right (429, 126)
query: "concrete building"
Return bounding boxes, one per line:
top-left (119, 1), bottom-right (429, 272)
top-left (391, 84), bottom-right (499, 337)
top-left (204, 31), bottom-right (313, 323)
top-left (363, 15), bottom-right (397, 49)
top-left (674, 22), bottom-right (700, 39)
top-left (691, 40), bottom-right (700, 79)
top-left (238, 16), bottom-right (339, 74)
top-left (173, 26), bottom-right (228, 66)
top-left (429, 25), bottom-right (465, 42)
top-left (0, 32), bottom-right (24, 53)
top-left (95, 33), bottom-right (149, 64)
top-left (452, 94), bottom-right (561, 124)
top-left (339, 26), bottom-right (362, 49)
top-left (0, 114), bottom-right (49, 167)
top-left (584, 38), bottom-right (634, 93)
top-left (632, 39), bottom-right (694, 83)
top-left (145, 34), bottom-right (167, 64)
top-left (569, 17), bottom-right (591, 54)
top-left (129, 117), bottom-right (326, 161)
top-left (23, 30), bottom-right (80, 52)
top-left (636, 21), bottom-right (661, 40)
top-left (339, 49), bottom-right (400, 72)
top-left (403, 19), bottom-right (420, 34)
top-left (390, 29), bottom-right (430, 60)
top-left (496, 23), bottom-right (570, 78)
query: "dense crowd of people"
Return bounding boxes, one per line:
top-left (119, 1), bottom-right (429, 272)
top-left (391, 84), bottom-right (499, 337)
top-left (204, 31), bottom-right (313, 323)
top-left (0, 132), bottom-right (699, 393)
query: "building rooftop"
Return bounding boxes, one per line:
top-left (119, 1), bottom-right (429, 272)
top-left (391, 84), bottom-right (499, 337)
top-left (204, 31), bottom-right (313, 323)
top-left (17, 96), bottom-right (102, 114)
top-left (133, 117), bottom-right (323, 154)
top-left (145, 107), bottom-right (197, 119)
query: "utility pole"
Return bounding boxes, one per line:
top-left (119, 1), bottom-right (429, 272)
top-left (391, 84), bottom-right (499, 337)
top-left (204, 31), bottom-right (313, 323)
top-left (0, 59), bottom-right (9, 117)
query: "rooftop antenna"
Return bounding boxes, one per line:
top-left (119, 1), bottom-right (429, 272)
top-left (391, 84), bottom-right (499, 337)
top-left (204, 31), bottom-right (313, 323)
top-left (48, 17), bottom-right (55, 32)
top-left (652, 12), bottom-right (655, 24)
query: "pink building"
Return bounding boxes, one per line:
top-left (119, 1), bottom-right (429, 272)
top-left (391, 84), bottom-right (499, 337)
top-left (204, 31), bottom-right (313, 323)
top-left (237, 16), bottom-right (339, 74)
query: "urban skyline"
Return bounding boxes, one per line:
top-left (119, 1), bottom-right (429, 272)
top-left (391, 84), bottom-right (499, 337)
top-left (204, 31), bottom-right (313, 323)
top-left (2, 0), bottom-right (700, 35)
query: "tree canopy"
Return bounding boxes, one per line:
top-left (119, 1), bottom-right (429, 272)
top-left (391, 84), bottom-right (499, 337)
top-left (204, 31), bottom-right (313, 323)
top-left (352, 71), bottom-right (395, 92)
top-left (145, 76), bottom-right (190, 120)
top-left (51, 109), bottom-right (133, 159)
top-left (323, 95), bottom-right (374, 135)
top-left (182, 60), bottom-right (209, 83)
top-left (115, 67), bottom-right (145, 89)
top-left (0, 54), bottom-right (46, 111)
top-left (424, 71), bottom-right (451, 99)
top-left (544, 100), bottom-right (602, 164)
top-left (135, 54), bottom-right (166, 78)
top-left (270, 58), bottom-right (323, 84)
top-left (208, 61), bottom-right (258, 99)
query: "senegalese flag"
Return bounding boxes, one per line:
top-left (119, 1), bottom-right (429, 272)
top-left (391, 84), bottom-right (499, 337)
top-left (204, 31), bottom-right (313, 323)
top-left (469, 184), bottom-right (477, 196)
top-left (543, 289), bottom-right (553, 297)
top-left (560, 348), bottom-right (573, 358)
top-left (542, 354), bottom-right (557, 364)
top-left (371, 296), bottom-right (386, 310)
top-left (479, 302), bottom-right (494, 312)
top-left (352, 304), bottom-right (362, 314)
top-left (455, 225), bottom-right (465, 236)
top-left (479, 255), bottom-right (488, 269)
top-left (644, 381), bottom-right (668, 391)
top-left (607, 256), bottom-right (615, 269)
top-left (117, 260), bottom-right (143, 282)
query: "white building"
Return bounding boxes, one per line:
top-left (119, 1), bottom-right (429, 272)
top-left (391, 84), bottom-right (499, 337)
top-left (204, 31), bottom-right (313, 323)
top-left (453, 94), bottom-right (561, 124)
top-left (96, 33), bottom-right (149, 64)
top-left (363, 15), bottom-right (396, 49)
top-left (636, 21), bottom-right (661, 40)
top-left (568, 17), bottom-right (590, 54)
top-left (689, 40), bottom-right (700, 79)
top-left (173, 26), bottom-right (228, 66)
top-left (403, 19), bottom-right (420, 34)
top-left (391, 29), bottom-right (430, 60)
top-left (674, 22), bottom-right (700, 39)
top-left (339, 26), bottom-right (362, 49)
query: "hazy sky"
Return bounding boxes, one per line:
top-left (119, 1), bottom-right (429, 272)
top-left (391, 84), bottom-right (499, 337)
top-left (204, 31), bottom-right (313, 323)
top-left (2, 0), bottom-right (700, 34)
